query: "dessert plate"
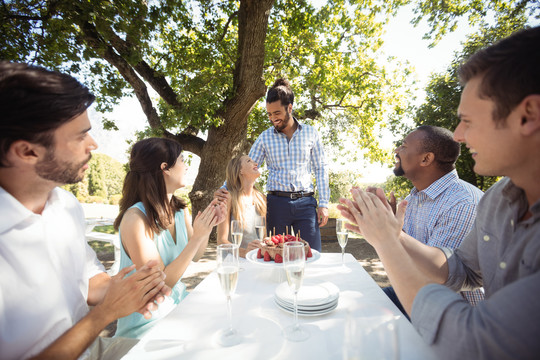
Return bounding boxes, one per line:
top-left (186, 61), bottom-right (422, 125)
top-left (275, 281), bottom-right (339, 307)
top-left (274, 299), bottom-right (339, 317)
top-left (246, 249), bottom-right (320, 267)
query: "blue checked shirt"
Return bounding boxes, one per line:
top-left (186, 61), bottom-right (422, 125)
top-left (248, 121), bottom-right (330, 208)
top-left (403, 170), bottom-right (485, 305)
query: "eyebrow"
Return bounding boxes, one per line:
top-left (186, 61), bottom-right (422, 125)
top-left (79, 126), bottom-right (92, 135)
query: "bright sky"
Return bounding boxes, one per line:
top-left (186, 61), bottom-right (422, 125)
top-left (89, 4), bottom-right (474, 185)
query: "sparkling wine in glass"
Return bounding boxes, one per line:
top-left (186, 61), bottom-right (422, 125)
top-left (216, 244), bottom-right (241, 346)
top-left (336, 218), bottom-right (349, 266)
top-left (230, 220), bottom-right (243, 247)
top-left (283, 241), bottom-right (309, 342)
top-left (254, 215), bottom-right (266, 242)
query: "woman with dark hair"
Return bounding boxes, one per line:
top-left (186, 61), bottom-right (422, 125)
top-left (113, 137), bottom-right (225, 338)
top-left (217, 155), bottom-right (266, 257)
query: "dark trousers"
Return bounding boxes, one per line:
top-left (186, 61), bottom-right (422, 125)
top-left (383, 286), bottom-right (410, 321)
top-left (266, 194), bottom-right (322, 251)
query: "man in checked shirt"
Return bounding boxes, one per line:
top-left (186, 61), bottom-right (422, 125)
top-left (216, 78), bottom-right (329, 251)
top-left (380, 125), bottom-right (485, 318)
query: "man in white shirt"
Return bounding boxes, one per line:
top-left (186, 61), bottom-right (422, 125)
top-left (0, 62), bottom-right (170, 360)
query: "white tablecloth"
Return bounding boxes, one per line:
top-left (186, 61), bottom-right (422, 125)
top-left (122, 253), bottom-right (437, 359)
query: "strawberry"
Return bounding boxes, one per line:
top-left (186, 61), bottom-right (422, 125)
top-left (307, 248), bottom-right (313, 258)
top-left (274, 253), bottom-right (283, 263)
top-left (264, 251), bottom-right (271, 262)
top-left (257, 248), bottom-right (263, 259)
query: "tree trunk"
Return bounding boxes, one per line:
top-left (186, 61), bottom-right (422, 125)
top-left (188, 0), bottom-right (274, 239)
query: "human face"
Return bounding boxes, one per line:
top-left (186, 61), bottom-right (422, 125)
top-left (266, 101), bottom-right (293, 132)
top-left (239, 155), bottom-right (260, 181)
top-left (454, 76), bottom-right (520, 177)
top-left (393, 130), bottom-right (426, 180)
top-left (163, 153), bottom-right (188, 192)
top-left (35, 110), bottom-right (97, 185)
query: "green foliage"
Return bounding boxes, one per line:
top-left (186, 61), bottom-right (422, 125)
top-left (61, 153), bottom-right (125, 202)
top-left (413, 20), bottom-right (527, 191)
top-left (411, 0), bottom-right (539, 46)
top-left (328, 170), bottom-right (363, 203)
top-left (0, 0), bottom-right (415, 167)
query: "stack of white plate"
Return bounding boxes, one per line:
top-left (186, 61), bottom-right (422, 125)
top-left (274, 281), bottom-right (339, 316)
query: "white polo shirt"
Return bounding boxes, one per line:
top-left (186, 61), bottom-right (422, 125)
top-left (0, 186), bottom-right (104, 360)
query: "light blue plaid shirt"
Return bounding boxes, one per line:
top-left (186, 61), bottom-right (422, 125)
top-left (404, 170), bottom-right (485, 305)
top-left (248, 120), bottom-right (330, 208)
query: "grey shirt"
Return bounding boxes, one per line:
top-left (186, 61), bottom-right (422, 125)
top-left (411, 177), bottom-right (540, 360)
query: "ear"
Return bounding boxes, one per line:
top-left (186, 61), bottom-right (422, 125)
top-left (9, 140), bottom-right (44, 165)
top-left (287, 103), bottom-right (293, 114)
top-left (160, 162), bottom-right (168, 171)
top-left (420, 152), bottom-right (435, 167)
top-left (520, 95), bottom-right (540, 136)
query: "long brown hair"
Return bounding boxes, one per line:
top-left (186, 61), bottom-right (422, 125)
top-left (226, 155), bottom-right (266, 228)
top-left (114, 137), bottom-right (186, 235)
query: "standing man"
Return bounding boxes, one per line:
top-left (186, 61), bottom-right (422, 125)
top-left (217, 79), bottom-right (329, 251)
top-left (339, 26), bottom-right (540, 359)
top-left (0, 62), bottom-right (170, 360)
top-left (383, 125), bottom-right (484, 316)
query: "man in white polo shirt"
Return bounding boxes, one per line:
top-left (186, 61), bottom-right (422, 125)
top-left (0, 62), bottom-right (170, 360)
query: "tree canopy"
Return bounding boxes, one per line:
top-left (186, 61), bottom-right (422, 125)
top-left (1, 0), bottom-right (415, 214)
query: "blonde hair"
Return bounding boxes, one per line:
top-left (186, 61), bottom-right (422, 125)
top-left (226, 155), bottom-right (266, 229)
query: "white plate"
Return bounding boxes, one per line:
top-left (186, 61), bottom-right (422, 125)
top-left (275, 296), bottom-right (338, 311)
top-left (274, 299), bottom-right (338, 317)
top-left (245, 248), bottom-right (320, 267)
top-left (275, 281), bottom-right (340, 307)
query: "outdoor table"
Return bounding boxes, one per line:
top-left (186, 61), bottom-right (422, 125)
top-left (122, 253), bottom-right (437, 359)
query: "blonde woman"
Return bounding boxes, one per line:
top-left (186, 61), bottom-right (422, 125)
top-left (217, 155), bottom-right (266, 257)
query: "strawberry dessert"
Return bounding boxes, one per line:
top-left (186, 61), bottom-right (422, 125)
top-left (255, 234), bottom-right (313, 263)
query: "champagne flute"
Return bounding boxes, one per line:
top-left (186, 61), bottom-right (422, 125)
top-left (254, 215), bottom-right (266, 243)
top-left (230, 220), bottom-right (245, 271)
top-left (283, 242), bottom-right (309, 342)
top-left (216, 244), bottom-right (241, 346)
top-left (336, 218), bottom-right (349, 266)
top-left (230, 220), bottom-right (243, 247)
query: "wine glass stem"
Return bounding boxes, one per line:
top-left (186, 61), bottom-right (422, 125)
top-left (227, 295), bottom-right (233, 332)
top-left (293, 290), bottom-right (299, 330)
top-left (341, 246), bottom-right (345, 265)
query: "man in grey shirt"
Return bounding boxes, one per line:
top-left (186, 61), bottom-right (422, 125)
top-left (338, 26), bottom-right (540, 359)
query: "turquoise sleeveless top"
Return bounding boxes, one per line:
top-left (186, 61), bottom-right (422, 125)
top-left (114, 202), bottom-right (189, 338)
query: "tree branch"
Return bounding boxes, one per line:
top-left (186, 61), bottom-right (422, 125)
top-left (218, 10), bottom-right (239, 43)
top-left (93, 19), bottom-right (184, 111)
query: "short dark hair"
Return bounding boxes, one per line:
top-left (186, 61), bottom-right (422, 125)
top-left (266, 78), bottom-right (294, 107)
top-left (114, 137), bottom-right (186, 234)
top-left (416, 125), bottom-right (460, 173)
top-left (458, 26), bottom-right (540, 125)
top-left (0, 61), bottom-right (95, 167)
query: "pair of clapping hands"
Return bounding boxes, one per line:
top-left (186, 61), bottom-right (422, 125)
top-left (337, 187), bottom-right (408, 247)
top-left (98, 260), bottom-right (171, 321)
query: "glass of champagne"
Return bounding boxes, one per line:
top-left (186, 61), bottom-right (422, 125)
top-left (230, 220), bottom-right (243, 247)
top-left (336, 218), bottom-right (349, 266)
top-left (283, 241), bottom-right (309, 342)
top-left (216, 244), bottom-right (241, 346)
top-left (254, 215), bottom-right (266, 243)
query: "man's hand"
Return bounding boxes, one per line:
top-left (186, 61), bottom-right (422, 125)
top-left (348, 188), bottom-right (407, 247)
top-left (318, 207), bottom-right (329, 227)
top-left (214, 188), bottom-right (230, 205)
top-left (96, 260), bottom-right (168, 321)
top-left (366, 187), bottom-right (397, 214)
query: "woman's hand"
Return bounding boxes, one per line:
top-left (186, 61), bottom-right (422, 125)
top-left (246, 240), bottom-right (261, 253)
top-left (192, 199), bottom-right (224, 239)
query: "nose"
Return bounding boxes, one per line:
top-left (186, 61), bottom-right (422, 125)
top-left (453, 121), bottom-right (465, 143)
top-left (88, 134), bottom-right (98, 151)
